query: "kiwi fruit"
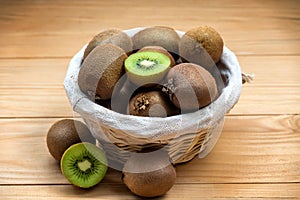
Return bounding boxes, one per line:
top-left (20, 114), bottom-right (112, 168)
top-left (132, 26), bottom-right (180, 60)
top-left (61, 142), bottom-right (108, 188)
top-left (138, 46), bottom-right (176, 67)
top-left (164, 63), bottom-right (218, 112)
top-left (83, 29), bottom-right (133, 59)
top-left (124, 51), bottom-right (171, 86)
top-left (179, 26), bottom-right (224, 68)
top-left (78, 44), bottom-right (127, 100)
top-left (46, 119), bottom-right (95, 161)
top-left (122, 151), bottom-right (176, 197)
top-left (128, 91), bottom-right (179, 117)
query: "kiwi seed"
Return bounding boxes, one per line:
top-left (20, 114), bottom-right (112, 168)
top-left (122, 151), bottom-right (176, 197)
top-left (84, 29), bottom-right (133, 59)
top-left (46, 119), bottom-right (95, 161)
top-left (132, 26), bottom-right (180, 60)
top-left (179, 26), bottom-right (224, 68)
top-left (124, 51), bottom-right (171, 86)
top-left (128, 91), bottom-right (179, 117)
top-left (164, 63), bottom-right (219, 112)
top-left (138, 46), bottom-right (176, 67)
top-left (61, 142), bottom-right (108, 188)
top-left (78, 44), bottom-right (127, 100)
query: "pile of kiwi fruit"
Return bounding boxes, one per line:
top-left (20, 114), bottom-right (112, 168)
top-left (47, 25), bottom-right (225, 197)
top-left (79, 26), bottom-right (224, 116)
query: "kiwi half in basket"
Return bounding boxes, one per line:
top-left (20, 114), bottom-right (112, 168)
top-left (124, 51), bottom-right (171, 86)
top-left (61, 142), bottom-right (108, 188)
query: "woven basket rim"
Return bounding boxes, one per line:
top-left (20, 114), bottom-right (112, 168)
top-left (63, 27), bottom-right (242, 138)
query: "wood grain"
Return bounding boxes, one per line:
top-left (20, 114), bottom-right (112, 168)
top-left (0, 0), bottom-right (299, 198)
top-left (1, 56), bottom-right (299, 88)
top-left (0, 85), bottom-right (299, 117)
top-left (0, 115), bottom-right (299, 185)
top-left (0, 56), bottom-right (299, 117)
top-left (0, 183), bottom-right (299, 199)
top-left (0, 0), bottom-right (299, 58)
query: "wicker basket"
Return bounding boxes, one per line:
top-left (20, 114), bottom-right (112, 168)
top-left (64, 28), bottom-right (242, 168)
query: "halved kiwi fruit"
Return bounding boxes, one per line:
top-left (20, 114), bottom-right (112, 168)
top-left (138, 46), bottom-right (176, 67)
top-left (124, 51), bottom-right (171, 86)
top-left (61, 142), bottom-right (108, 188)
top-left (84, 29), bottom-right (133, 59)
top-left (132, 26), bottom-right (180, 60)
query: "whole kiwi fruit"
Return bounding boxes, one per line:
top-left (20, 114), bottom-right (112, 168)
top-left (128, 91), bottom-right (179, 117)
top-left (138, 46), bottom-right (176, 67)
top-left (164, 63), bottom-right (218, 112)
top-left (61, 142), bottom-right (108, 188)
top-left (83, 29), bottom-right (133, 59)
top-left (78, 44), bottom-right (127, 100)
top-left (179, 26), bottom-right (224, 68)
top-left (132, 26), bottom-right (180, 60)
top-left (122, 151), bottom-right (176, 197)
top-left (46, 119), bottom-right (95, 161)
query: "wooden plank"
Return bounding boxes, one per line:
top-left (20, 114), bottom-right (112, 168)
top-left (0, 0), bottom-right (299, 58)
top-left (0, 85), bottom-right (299, 118)
top-left (0, 55), bottom-right (299, 117)
top-left (0, 183), bottom-right (299, 199)
top-left (0, 59), bottom-right (69, 89)
top-left (0, 115), bottom-right (299, 185)
top-left (0, 88), bottom-right (73, 118)
top-left (1, 56), bottom-right (299, 88)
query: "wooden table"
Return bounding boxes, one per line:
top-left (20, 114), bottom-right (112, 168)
top-left (0, 0), bottom-right (299, 199)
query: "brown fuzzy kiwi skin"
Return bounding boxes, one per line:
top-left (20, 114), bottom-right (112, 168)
top-left (46, 119), bottom-right (95, 161)
top-left (128, 91), bottom-right (179, 117)
top-left (83, 29), bottom-right (133, 59)
top-left (138, 46), bottom-right (176, 67)
top-left (179, 26), bottom-right (224, 68)
top-left (122, 151), bottom-right (176, 198)
top-left (164, 63), bottom-right (219, 112)
top-left (78, 44), bottom-right (127, 100)
top-left (132, 26), bottom-right (180, 60)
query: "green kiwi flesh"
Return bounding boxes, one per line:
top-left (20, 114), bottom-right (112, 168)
top-left (78, 44), bottom-right (127, 100)
top-left (138, 46), bottom-right (176, 67)
top-left (125, 51), bottom-right (171, 86)
top-left (84, 29), bottom-right (133, 59)
top-left (61, 142), bottom-right (108, 188)
top-left (46, 119), bottom-right (95, 161)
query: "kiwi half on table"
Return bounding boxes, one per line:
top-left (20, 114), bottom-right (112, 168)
top-left (61, 142), bottom-right (108, 188)
top-left (124, 51), bottom-right (171, 86)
